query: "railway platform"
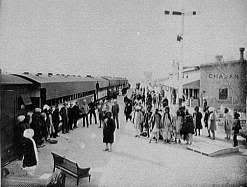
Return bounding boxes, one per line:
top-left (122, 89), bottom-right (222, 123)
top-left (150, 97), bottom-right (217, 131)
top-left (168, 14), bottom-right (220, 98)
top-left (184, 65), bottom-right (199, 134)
top-left (187, 135), bottom-right (240, 157)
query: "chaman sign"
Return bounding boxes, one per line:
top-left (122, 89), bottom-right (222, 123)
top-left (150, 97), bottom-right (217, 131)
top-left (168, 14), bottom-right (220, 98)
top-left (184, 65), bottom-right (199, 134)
top-left (208, 73), bottom-right (239, 79)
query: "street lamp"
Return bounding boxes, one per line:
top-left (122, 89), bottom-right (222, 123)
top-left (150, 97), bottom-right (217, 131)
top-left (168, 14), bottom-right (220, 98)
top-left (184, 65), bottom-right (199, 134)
top-left (164, 9), bottom-right (197, 105)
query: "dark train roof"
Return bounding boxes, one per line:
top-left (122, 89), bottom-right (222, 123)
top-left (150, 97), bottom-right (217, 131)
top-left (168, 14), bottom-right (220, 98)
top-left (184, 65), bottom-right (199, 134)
top-left (11, 73), bottom-right (127, 100)
top-left (1, 74), bottom-right (32, 85)
top-left (102, 76), bottom-right (122, 87)
top-left (116, 77), bottom-right (128, 85)
top-left (86, 76), bottom-right (109, 88)
top-left (13, 73), bottom-right (98, 100)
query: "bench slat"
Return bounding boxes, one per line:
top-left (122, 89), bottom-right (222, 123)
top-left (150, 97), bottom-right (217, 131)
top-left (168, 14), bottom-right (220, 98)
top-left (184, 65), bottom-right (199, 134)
top-left (55, 165), bottom-right (78, 178)
top-left (62, 159), bottom-right (77, 174)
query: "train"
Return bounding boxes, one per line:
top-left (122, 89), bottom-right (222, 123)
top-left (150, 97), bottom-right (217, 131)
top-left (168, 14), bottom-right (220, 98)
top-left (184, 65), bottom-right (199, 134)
top-left (0, 72), bottom-right (129, 165)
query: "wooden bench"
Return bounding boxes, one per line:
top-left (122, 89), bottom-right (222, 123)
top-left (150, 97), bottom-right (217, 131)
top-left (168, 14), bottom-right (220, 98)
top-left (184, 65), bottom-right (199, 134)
top-left (51, 152), bottom-right (91, 186)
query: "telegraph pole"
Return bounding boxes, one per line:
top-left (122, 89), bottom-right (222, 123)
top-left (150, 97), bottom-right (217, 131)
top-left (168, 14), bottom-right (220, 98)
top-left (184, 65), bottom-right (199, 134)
top-left (164, 9), bottom-right (197, 105)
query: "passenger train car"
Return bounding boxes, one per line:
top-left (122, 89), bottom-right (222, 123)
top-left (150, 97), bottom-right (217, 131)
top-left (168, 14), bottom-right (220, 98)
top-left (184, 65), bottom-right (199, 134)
top-left (0, 72), bottom-right (128, 165)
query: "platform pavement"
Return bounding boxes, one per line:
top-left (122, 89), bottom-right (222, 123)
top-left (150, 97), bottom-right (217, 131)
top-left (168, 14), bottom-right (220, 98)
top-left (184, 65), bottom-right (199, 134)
top-left (99, 120), bottom-right (247, 186)
top-left (3, 95), bottom-right (247, 186)
top-left (168, 103), bottom-right (247, 157)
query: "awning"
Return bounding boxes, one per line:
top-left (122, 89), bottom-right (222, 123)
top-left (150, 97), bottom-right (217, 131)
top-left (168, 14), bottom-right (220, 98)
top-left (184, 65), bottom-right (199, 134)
top-left (160, 79), bottom-right (179, 89)
top-left (21, 95), bottom-right (32, 105)
top-left (183, 80), bottom-right (200, 89)
top-left (181, 71), bottom-right (200, 89)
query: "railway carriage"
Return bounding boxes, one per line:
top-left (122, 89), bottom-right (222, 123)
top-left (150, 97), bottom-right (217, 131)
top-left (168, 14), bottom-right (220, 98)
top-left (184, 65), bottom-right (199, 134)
top-left (13, 73), bottom-right (98, 108)
top-left (1, 74), bottom-right (34, 165)
top-left (1, 72), bottom-right (129, 165)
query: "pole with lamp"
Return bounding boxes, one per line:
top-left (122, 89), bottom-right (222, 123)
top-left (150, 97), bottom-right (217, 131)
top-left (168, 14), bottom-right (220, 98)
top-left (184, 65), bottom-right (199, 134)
top-left (164, 9), bottom-right (197, 106)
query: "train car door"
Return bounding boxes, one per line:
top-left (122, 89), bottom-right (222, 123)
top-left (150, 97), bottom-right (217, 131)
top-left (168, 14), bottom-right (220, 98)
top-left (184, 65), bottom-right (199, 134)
top-left (0, 90), bottom-right (17, 166)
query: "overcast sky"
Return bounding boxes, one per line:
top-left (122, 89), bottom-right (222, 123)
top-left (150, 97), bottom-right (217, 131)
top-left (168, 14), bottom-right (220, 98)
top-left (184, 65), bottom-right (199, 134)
top-left (0, 0), bottom-right (247, 82)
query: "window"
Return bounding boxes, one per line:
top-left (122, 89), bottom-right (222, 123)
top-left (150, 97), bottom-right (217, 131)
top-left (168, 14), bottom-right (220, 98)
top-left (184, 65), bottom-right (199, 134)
top-left (219, 88), bottom-right (228, 100)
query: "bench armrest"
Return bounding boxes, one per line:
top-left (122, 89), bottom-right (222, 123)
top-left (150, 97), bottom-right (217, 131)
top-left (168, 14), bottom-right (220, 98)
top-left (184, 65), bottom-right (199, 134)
top-left (77, 167), bottom-right (90, 177)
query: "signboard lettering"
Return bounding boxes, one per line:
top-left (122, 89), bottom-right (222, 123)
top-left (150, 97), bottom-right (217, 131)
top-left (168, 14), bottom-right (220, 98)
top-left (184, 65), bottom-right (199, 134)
top-left (208, 73), bottom-right (239, 79)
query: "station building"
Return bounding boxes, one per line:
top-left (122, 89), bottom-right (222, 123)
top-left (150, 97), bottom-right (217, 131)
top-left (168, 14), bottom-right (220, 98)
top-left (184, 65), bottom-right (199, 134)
top-left (159, 48), bottom-right (247, 111)
top-left (200, 48), bottom-right (247, 111)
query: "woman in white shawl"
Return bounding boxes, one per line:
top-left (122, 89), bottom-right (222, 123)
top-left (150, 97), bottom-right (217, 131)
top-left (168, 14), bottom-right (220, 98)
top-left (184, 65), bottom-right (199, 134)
top-left (208, 107), bottom-right (217, 140)
top-left (223, 108), bottom-right (232, 140)
top-left (22, 129), bottom-right (39, 176)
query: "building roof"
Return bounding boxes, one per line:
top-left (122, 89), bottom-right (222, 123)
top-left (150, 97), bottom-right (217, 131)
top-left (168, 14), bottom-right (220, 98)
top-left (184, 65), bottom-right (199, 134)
top-left (200, 60), bottom-right (242, 68)
top-left (183, 66), bottom-right (200, 73)
top-left (1, 74), bottom-right (32, 85)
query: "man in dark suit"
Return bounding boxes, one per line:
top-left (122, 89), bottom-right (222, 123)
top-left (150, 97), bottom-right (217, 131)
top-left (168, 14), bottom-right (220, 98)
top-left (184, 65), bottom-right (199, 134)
top-left (81, 99), bottom-right (89, 128)
top-left (60, 102), bottom-right (69, 133)
top-left (72, 102), bottom-right (80, 128)
top-left (68, 103), bottom-right (74, 130)
top-left (89, 98), bottom-right (97, 125)
top-left (112, 99), bottom-right (120, 129)
top-left (52, 104), bottom-right (60, 137)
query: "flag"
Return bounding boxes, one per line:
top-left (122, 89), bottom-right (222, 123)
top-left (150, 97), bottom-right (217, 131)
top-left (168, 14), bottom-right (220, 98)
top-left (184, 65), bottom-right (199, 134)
top-left (164, 10), bottom-right (170, 15)
top-left (177, 35), bottom-right (183, 42)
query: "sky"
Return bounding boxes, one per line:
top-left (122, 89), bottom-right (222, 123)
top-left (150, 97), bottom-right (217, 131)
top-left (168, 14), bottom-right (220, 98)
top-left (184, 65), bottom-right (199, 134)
top-left (0, 0), bottom-right (247, 83)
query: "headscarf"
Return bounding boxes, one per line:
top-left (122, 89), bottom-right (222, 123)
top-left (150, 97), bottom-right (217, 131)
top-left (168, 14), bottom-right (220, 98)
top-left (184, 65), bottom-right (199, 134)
top-left (34, 108), bottom-right (41, 113)
top-left (209, 107), bottom-right (215, 113)
top-left (17, 115), bottom-right (25, 123)
top-left (43, 104), bottom-right (50, 111)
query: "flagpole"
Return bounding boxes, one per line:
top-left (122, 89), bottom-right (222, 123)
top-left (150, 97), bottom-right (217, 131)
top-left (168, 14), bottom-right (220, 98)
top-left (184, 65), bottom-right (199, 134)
top-left (178, 10), bottom-right (185, 105)
top-left (164, 9), bottom-right (197, 106)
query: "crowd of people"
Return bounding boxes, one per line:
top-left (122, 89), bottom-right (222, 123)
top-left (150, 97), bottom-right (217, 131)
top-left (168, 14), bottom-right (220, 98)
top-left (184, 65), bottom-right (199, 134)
top-left (124, 88), bottom-right (242, 147)
top-left (15, 87), bottom-right (243, 174)
top-left (16, 97), bottom-right (121, 173)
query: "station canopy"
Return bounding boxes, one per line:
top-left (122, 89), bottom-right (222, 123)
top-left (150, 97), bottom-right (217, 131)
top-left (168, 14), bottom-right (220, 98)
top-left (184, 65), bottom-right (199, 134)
top-left (182, 80), bottom-right (200, 89)
top-left (181, 72), bottom-right (200, 89)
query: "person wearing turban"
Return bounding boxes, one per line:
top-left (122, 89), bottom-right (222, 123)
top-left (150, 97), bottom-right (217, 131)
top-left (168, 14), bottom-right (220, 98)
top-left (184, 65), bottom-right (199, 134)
top-left (22, 129), bottom-right (39, 176)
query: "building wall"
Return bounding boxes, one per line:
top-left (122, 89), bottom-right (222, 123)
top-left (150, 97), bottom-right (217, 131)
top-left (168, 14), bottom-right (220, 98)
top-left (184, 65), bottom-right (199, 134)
top-left (200, 61), bottom-right (246, 111)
